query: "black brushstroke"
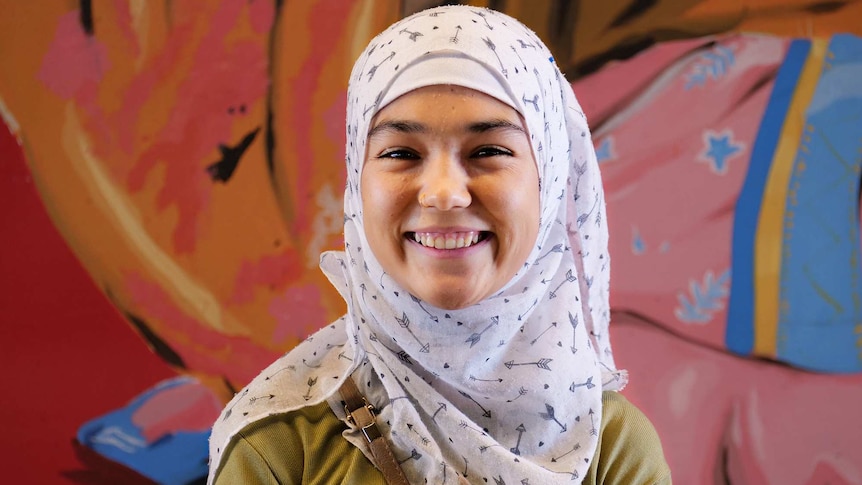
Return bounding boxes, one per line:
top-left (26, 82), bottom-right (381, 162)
top-left (609, 0), bottom-right (658, 28)
top-left (569, 36), bottom-right (655, 78)
top-left (125, 312), bottom-right (186, 369)
top-left (264, 1), bottom-right (283, 177)
top-left (264, 96), bottom-right (276, 174)
top-left (806, 1), bottom-right (848, 14)
top-left (715, 443), bottom-right (732, 484)
top-left (80, 0), bottom-right (94, 36)
top-left (206, 127), bottom-right (260, 183)
top-left (223, 376), bottom-right (238, 395)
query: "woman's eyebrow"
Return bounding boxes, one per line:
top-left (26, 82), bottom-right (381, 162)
top-left (467, 119), bottom-right (525, 134)
top-left (367, 120), bottom-right (426, 138)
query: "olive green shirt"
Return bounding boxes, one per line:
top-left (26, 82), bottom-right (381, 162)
top-left (214, 391), bottom-right (671, 484)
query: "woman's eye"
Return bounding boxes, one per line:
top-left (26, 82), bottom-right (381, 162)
top-left (472, 146), bottom-right (513, 158)
top-left (377, 149), bottom-right (419, 160)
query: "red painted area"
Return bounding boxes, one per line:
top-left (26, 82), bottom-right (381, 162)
top-left (249, 0), bottom-right (276, 33)
top-left (0, 122), bottom-right (176, 482)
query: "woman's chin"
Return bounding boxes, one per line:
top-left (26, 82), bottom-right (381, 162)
top-left (414, 289), bottom-right (481, 311)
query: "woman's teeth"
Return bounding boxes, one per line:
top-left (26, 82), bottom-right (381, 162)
top-left (412, 231), bottom-right (482, 249)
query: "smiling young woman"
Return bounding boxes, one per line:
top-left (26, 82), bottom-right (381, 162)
top-left (362, 85), bottom-right (540, 310)
top-left (209, 5), bottom-right (670, 485)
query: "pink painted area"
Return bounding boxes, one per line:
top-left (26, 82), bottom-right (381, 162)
top-left (131, 379), bottom-right (222, 443)
top-left (613, 313), bottom-right (862, 485)
top-left (269, 284), bottom-right (327, 344)
top-left (575, 37), bottom-right (709, 126)
top-left (37, 11), bottom-right (110, 100)
top-left (288, 0), bottom-right (355, 236)
top-left (230, 250), bottom-right (303, 305)
top-left (584, 35), bottom-right (789, 350)
top-left (124, 272), bottom-right (282, 388)
top-left (323, 91), bottom-right (348, 170)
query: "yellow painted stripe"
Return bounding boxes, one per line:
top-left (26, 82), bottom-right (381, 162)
top-left (753, 39), bottom-right (827, 357)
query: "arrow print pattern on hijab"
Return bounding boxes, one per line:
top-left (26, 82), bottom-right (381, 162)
top-left (458, 390), bottom-right (493, 418)
top-left (395, 312), bottom-right (431, 353)
top-left (538, 403), bottom-right (568, 433)
top-left (465, 316), bottom-right (500, 347)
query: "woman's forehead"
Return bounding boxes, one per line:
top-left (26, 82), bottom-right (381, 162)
top-left (370, 84), bottom-right (523, 122)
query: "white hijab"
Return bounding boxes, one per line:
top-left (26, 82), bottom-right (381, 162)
top-left (209, 6), bottom-right (625, 484)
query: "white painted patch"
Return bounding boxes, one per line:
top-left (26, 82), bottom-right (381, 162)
top-left (0, 95), bottom-right (21, 137)
top-left (307, 183), bottom-right (343, 268)
top-left (668, 365), bottom-right (697, 418)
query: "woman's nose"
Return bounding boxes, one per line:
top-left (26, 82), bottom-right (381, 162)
top-left (418, 155), bottom-right (471, 210)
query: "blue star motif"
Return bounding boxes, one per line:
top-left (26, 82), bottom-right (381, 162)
top-left (595, 137), bottom-right (614, 163)
top-left (702, 130), bottom-right (742, 174)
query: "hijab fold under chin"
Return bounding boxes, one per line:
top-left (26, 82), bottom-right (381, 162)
top-left (208, 6), bottom-right (625, 485)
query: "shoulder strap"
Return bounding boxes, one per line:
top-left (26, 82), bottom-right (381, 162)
top-left (339, 377), bottom-right (410, 485)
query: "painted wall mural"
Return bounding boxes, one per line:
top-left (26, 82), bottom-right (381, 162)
top-left (1, 0), bottom-right (860, 483)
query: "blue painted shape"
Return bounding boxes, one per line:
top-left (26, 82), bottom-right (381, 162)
top-left (675, 293), bottom-right (711, 323)
top-left (675, 269), bottom-right (731, 324)
top-left (776, 34), bottom-right (862, 373)
top-left (726, 39), bottom-right (811, 356)
top-left (703, 131), bottom-right (742, 173)
top-left (595, 137), bottom-right (614, 163)
top-left (77, 377), bottom-right (210, 485)
top-left (685, 44), bottom-right (737, 89)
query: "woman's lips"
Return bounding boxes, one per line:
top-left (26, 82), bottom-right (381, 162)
top-left (406, 231), bottom-right (490, 249)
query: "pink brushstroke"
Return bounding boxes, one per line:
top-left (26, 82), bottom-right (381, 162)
top-left (269, 285), bottom-right (327, 345)
top-left (111, 0), bottom-right (141, 59)
top-left (230, 250), bottom-right (303, 305)
top-left (131, 378), bottom-right (222, 444)
top-left (37, 11), bottom-right (110, 100)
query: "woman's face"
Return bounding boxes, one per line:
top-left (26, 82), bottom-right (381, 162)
top-left (361, 85), bottom-right (540, 310)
